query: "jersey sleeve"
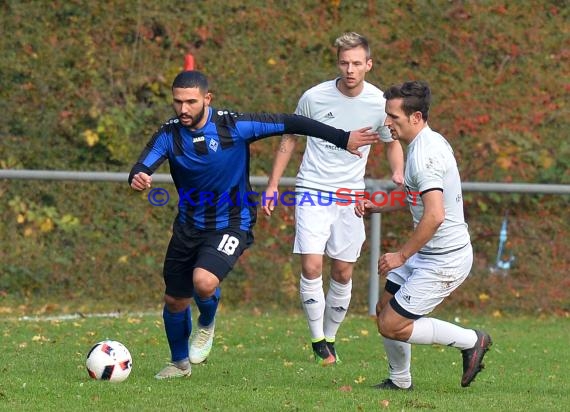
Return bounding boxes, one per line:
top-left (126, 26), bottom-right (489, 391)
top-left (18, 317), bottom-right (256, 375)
top-left (231, 112), bottom-right (287, 142)
top-left (233, 112), bottom-right (349, 149)
top-left (283, 114), bottom-right (349, 148)
top-left (290, 92), bottom-right (313, 138)
top-left (413, 154), bottom-right (446, 194)
top-left (128, 128), bottom-right (169, 184)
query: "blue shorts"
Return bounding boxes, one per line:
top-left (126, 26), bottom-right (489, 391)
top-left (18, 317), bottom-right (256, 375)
top-left (163, 223), bottom-right (254, 298)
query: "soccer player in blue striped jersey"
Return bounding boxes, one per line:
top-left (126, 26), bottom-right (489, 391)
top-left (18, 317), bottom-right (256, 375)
top-left (129, 70), bottom-right (379, 379)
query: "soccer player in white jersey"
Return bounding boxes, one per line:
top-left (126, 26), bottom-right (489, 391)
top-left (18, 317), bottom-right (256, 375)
top-left (355, 80), bottom-right (492, 389)
top-left (262, 32), bottom-right (404, 365)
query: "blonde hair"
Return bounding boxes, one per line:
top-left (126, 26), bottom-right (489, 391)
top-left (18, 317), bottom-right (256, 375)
top-left (334, 32), bottom-right (371, 59)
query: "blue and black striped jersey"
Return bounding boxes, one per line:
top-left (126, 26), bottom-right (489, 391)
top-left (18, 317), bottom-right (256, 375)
top-left (129, 107), bottom-right (350, 231)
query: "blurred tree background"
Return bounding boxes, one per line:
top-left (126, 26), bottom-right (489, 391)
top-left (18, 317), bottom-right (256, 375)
top-left (0, 0), bottom-right (568, 317)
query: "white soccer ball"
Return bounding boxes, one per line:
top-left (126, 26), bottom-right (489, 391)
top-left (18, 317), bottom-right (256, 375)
top-left (86, 340), bottom-right (132, 382)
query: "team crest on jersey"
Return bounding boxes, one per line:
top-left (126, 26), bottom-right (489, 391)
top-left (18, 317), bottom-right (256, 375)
top-left (209, 139), bottom-right (219, 152)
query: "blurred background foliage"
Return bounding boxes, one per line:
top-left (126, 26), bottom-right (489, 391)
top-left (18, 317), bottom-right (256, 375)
top-left (0, 0), bottom-right (568, 316)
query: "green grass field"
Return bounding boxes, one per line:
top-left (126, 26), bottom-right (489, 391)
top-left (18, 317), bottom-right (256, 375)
top-left (1, 309), bottom-right (568, 411)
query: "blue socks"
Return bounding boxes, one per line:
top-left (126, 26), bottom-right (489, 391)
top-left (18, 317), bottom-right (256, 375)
top-left (162, 287), bottom-right (220, 362)
top-left (163, 305), bottom-right (192, 362)
top-left (194, 286), bottom-right (221, 327)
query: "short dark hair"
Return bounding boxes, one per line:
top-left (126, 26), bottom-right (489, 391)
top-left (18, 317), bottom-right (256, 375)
top-left (384, 81), bottom-right (431, 120)
top-left (172, 70), bottom-right (209, 92)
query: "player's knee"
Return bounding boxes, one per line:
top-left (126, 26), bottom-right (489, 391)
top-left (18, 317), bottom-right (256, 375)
top-left (193, 278), bottom-right (219, 298)
top-left (330, 261), bottom-right (354, 284)
top-left (376, 311), bottom-right (399, 340)
top-left (301, 263), bottom-right (323, 278)
top-left (377, 321), bottom-right (399, 340)
top-left (330, 270), bottom-right (352, 284)
top-left (164, 295), bottom-right (190, 313)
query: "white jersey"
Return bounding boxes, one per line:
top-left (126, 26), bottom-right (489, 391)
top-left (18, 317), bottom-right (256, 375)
top-left (294, 79), bottom-right (393, 194)
top-left (405, 126), bottom-right (470, 254)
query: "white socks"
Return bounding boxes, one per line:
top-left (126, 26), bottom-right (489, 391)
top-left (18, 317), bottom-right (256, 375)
top-left (300, 275), bottom-right (352, 341)
top-left (383, 338), bottom-right (412, 388)
top-left (324, 278), bottom-right (352, 340)
top-left (408, 317), bottom-right (478, 350)
top-left (382, 317), bottom-right (478, 388)
top-left (300, 275), bottom-right (326, 340)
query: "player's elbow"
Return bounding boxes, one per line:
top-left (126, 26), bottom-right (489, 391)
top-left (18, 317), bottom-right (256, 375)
top-left (423, 207), bottom-right (445, 230)
top-left (430, 210), bottom-right (445, 228)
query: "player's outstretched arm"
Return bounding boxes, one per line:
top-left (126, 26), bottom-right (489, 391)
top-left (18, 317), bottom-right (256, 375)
top-left (283, 114), bottom-right (378, 154)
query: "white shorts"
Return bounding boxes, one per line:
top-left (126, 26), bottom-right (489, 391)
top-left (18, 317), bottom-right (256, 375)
top-left (386, 244), bottom-right (473, 317)
top-left (293, 197), bottom-right (365, 262)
